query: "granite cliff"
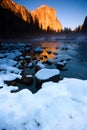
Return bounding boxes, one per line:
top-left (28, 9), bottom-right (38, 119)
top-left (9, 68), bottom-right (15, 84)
top-left (0, 0), bottom-right (62, 34)
top-left (31, 5), bottom-right (62, 32)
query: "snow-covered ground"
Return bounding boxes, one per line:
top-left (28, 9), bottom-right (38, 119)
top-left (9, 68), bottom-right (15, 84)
top-left (0, 42), bottom-right (87, 130)
top-left (0, 78), bottom-right (87, 130)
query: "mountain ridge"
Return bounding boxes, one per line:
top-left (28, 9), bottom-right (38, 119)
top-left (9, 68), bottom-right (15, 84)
top-left (31, 5), bottom-right (62, 32)
top-left (0, 0), bottom-right (62, 34)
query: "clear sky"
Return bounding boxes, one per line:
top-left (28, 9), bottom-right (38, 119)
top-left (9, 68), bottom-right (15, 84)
top-left (14, 0), bottom-right (87, 30)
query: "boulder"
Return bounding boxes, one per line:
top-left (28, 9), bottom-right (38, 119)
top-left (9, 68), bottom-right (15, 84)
top-left (47, 50), bottom-right (52, 54)
top-left (35, 61), bottom-right (45, 72)
top-left (25, 55), bottom-right (31, 63)
top-left (55, 61), bottom-right (65, 70)
top-left (34, 47), bottom-right (43, 54)
top-left (47, 58), bottom-right (53, 65)
top-left (35, 68), bottom-right (60, 88)
top-left (28, 62), bottom-right (34, 68)
top-left (21, 75), bottom-right (33, 85)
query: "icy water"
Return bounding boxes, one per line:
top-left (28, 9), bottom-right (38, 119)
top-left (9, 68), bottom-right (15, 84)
top-left (29, 37), bottom-right (87, 80)
top-left (0, 35), bottom-right (87, 93)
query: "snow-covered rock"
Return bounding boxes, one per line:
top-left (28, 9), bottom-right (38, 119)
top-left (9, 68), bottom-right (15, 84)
top-left (55, 61), bottom-right (65, 70)
top-left (34, 47), bottom-right (43, 53)
top-left (35, 61), bottom-right (45, 72)
top-left (35, 68), bottom-right (60, 88)
top-left (35, 68), bottom-right (60, 80)
top-left (28, 62), bottom-right (34, 68)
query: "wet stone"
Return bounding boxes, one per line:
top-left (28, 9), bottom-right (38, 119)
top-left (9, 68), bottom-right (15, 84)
top-left (47, 50), bottom-right (52, 54)
top-left (55, 62), bottom-right (65, 70)
top-left (28, 62), bottom-right (34, 68)
top-left (47, 58), bottom-right (53, 65)
top-left (34, 47), bottom-right (43, 53)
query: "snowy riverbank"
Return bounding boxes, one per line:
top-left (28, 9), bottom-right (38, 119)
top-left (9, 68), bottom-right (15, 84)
top-left (0, 78), bottom-right (87, 130)
top-left (0, 40), bottom-right (87, 130)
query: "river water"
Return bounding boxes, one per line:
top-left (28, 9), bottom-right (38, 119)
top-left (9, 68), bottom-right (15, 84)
top-left (0, 35), bottom-right (87, 93)
top-left (29, 36), bottom-right (87, 80)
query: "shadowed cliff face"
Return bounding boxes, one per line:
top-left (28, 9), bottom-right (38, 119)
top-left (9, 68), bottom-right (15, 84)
top-left (82, 16), bottom-right (87, 32)
top-left (0, 0), bottom-right (32, 23)
top-left (75, 16), bottom-right (87, 32)
top-left (0, 0), bottom-right (62, 34)
top-left (31, 5), bottom-right (62, 32)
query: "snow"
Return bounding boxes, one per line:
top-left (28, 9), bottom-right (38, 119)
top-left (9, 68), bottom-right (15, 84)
top-left (26, 75), bottom-right (33, 78)
top-left (0, 42), bottom-right (87, 130)
top-left (35, 68), bottom-right (60, 80)
top-left (0, 78), bottom-right (87, 130)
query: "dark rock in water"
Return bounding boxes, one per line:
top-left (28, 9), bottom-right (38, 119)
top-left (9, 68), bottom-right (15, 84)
top-left (44, 55), bottom-right (47, 58)
top-left (25, 55), bottom-right (31, 63)
top-left (66, 58), bottom-right (71, 61)
top-left (25, 47), bottom-right (31, 53)
top-left (55, 62), bottom-right (65, 70)
top-left (40, 57), bottom-right (43, 60)
top-left (47, 58), bottom-right (53, 65)
top-left (35, 68), bottom-right (60, 88)
top-left (21, 75), bottom-right (33, 85)
top-left (28, 62), bottom-right (34, 68)
top-left (21, 69), bottom-right (31, 76)
top-left (61, 47), bottom-right (68, 50)
top-left (53, 52), bottom-right (58, 55)
top-left (35, 65), bottom-right (41, 73)
top-left (47, 50), bottom-right (52, 54)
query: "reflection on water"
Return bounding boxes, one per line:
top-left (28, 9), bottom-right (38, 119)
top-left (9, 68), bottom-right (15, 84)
top-left (28, 42), bottom-right (60, 63)
top-left (39, 42), bottom-right (59, 62)
top-left (28, 39), bottom-right (87, 80)
top-left (0, 38), bottom-right (87, 93)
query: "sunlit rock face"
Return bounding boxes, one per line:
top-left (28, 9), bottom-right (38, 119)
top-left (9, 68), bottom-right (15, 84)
top-left (0, 0), bottom-right (62, 33)
top-left (31, 5), bottom-right (62, 32)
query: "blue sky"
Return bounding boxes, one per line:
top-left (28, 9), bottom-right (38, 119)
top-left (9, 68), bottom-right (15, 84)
top-left (14, 0), bottom-right (87, 30)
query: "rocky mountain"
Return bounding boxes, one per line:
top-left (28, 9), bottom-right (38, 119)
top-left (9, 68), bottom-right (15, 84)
top-left (74, 16), bottom-right (87, 32)
top-left (81, 16), bottom-right (87, 32)
top-left (31, 5), bottom-right (62, 32)
top-left (0, 0), bottom-right (34, 34)
top-left (0, 0), bottom-right (62, 34)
